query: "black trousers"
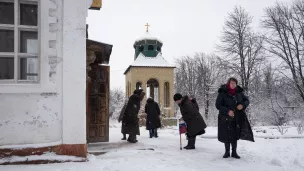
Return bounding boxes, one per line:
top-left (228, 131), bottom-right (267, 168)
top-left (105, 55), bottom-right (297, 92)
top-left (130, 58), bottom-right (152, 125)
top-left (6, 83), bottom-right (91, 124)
top-left (225, 140), bottom-right (238, 152)
top-left (149, 129), bottom-right (158, 137)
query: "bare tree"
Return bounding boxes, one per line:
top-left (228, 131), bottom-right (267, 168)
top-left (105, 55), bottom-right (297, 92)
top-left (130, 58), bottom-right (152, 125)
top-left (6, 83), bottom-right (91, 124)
top-left (263, 1), bottom-right (304, 102)
top-left (195, 53), bottom-right (220, 119)
top-left (175, 56), bottom-right (200, 97)
top-left (218, 6), bottom-right (265, 92)
top-left (263, 64), bottom-right (275, 98)
top-left (270, 90), bottom-right (290, 135)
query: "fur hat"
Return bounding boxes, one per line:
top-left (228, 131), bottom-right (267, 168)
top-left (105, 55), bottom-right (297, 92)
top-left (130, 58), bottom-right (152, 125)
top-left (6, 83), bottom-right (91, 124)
top-left (173, 93), bottom-right (183, 101)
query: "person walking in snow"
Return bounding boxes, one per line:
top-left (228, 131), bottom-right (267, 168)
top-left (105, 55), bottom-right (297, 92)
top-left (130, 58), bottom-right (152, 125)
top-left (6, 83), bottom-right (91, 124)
top-left (145, 98), bottom-right (161, 138)
top-left (173, 93), bottom-right (207, 150)
top-left (216, 77), bottom-right (254, 159)
top-left (122, 89), bottom-right (145, 143)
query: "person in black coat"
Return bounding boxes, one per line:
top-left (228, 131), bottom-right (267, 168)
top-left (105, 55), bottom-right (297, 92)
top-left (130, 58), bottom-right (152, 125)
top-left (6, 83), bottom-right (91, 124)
top-left (145, 98), bottom-right (161, 138)
top-left (118, 98), bottom-right (129, 140)
top-left (216, 77), bottom-right (254, 159)
top-left (122, 89), bottom-right (145, 143)
top-left (174, 94), bottom-right (207, 150)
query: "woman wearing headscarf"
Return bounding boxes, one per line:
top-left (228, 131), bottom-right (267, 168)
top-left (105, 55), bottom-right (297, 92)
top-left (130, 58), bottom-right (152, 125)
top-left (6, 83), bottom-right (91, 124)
top-left (216, 77), bottom-right (254, 159)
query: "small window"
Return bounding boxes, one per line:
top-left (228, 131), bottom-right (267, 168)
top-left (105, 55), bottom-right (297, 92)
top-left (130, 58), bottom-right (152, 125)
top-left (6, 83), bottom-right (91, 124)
top-left (0, 0), bottom-right (39, 83)
top-left (139, 46), bottom-right (144, 52)
top-left (157, 46), bottom-right (161, 52)
top-left (148, 45), bottom-right (154, 50)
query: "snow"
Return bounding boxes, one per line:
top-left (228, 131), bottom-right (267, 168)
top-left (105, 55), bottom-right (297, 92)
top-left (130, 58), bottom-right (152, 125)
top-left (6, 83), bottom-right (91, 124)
top-left (252, 127), bottom-right (304, 139)
top-left (200, 126), bottom-right (304, 139)
top-left (0, 153), bottom-right (84, 164)
top-left (135, 32), bottom-right (163, 44)
top-left (131, 53), bottom-right (175, 68)
top-left (1, 125), bottom-right (304, 171)
top-left (0, 141), bottom-right (62, 150)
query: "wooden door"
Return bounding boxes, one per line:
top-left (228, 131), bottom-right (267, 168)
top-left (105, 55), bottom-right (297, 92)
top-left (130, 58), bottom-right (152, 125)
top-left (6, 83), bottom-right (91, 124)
top-left (87, 64), bottom-right (109, 143)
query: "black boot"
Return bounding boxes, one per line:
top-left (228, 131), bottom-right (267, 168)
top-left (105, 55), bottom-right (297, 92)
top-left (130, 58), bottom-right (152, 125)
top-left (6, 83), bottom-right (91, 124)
top-left (184, 136), bottom-right (196, 150)
top-left (149, 130), bottom-right (153, 138)
top-left (231, 141), bottom-right (240, 159)
top-left (154, 129), bottom-right (158, 138)
top-left (121, 134), bottom-right (127, 140)
top-left (223, 143), bottom-right (230, 158)
top-left (127, 134), bottom-right (138, 143)
top-left (183, 134), bottom-right (190, 149)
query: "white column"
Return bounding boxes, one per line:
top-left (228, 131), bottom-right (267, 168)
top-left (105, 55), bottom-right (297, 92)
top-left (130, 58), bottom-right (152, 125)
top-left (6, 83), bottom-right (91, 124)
top-left (62, 0), bottom-right (87, 144)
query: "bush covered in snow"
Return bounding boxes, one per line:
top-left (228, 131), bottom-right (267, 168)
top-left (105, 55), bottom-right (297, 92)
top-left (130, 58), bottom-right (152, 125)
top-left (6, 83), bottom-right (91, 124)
top-left (109, 88), bottom-right (125, 120)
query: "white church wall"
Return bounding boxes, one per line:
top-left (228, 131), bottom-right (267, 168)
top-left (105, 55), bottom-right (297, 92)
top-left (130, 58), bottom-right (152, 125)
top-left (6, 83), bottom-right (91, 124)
top-left (0, 93), bottom-right (62, 146)
top-left (0, 0), bottom-right (62, 146)
top-left (0, 0), bottom-right (87, 146)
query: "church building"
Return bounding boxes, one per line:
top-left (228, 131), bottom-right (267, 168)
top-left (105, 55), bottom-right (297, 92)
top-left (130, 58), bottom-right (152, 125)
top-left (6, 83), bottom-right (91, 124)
top-left (0, 0), bottom-right (112, 164)
top-left (124, 24), bottom-right (175, 117)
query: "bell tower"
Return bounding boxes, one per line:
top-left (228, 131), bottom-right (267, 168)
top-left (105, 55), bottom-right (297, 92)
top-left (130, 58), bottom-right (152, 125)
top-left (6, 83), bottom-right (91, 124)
top-left (124, 24), bottom-right (175, 117)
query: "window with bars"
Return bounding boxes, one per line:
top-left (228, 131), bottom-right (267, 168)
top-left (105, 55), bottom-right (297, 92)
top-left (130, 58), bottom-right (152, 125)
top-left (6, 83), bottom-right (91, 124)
top-left (0, 0), bottom-right (39, 83)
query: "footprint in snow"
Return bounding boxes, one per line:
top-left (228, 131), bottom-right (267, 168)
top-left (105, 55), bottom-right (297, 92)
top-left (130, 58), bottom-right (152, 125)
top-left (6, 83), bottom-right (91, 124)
top-left (270, 158), bottom-right (283, 167)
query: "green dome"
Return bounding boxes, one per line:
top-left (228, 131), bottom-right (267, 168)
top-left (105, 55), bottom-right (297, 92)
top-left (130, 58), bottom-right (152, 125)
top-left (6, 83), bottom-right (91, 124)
top-left (133, 32), bottom-right (163, 59)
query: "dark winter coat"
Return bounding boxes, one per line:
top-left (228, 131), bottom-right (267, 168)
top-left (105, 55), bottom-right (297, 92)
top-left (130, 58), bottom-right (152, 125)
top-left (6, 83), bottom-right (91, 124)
top-left (191, 98), bottom-right (199, 111)
top-left (118, 100), bottom-right (128, 123)
top-left (178, 96), bottom-right (207, 136)
top-left (121, 94), bottom-right (141, 135)
top-left (145, 98), bottom-right (161, 130)
top-left (215, 84), bottom-right (254, 143)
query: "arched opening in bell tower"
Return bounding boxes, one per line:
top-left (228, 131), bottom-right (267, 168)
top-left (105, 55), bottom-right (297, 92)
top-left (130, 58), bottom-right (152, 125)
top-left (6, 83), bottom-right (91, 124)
top-left (146, 78), bottom-right (159, 103)
top-left (136, 82), bottom-right (142, 90)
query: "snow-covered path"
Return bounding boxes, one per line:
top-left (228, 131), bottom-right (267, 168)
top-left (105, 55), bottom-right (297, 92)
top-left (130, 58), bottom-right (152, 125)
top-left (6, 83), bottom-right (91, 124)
top-left (1, 127), bottom-right (304, 171)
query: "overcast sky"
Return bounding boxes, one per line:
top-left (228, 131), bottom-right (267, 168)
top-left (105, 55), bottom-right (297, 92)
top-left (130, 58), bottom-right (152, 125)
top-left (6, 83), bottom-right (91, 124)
top-left (87, 0), bottom-right (290, 90)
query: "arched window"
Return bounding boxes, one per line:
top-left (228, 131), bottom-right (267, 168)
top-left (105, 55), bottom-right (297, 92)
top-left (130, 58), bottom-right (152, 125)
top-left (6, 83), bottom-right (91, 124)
top-left (128, 82), bottom-right (131, 97)
top-left (136, 82), bottom-right (142, 90)
top-left (126, 84), bottom-right (129, 97)
top-left (164, 82), bottom-right (170, 107)
top-left (148, 45), bottom-right (154, 50)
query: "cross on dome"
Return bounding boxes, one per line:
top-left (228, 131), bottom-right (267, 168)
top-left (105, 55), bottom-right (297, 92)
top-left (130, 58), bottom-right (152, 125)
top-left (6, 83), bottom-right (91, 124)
top-left (145, 23), bottom-right (150, 32)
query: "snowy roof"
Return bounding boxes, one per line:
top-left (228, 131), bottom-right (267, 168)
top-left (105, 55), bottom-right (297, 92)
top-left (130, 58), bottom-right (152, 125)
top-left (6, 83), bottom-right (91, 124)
top-left (135, 32), bottom-right (163, 44)
top-left (124, 53), bottom-right (175, 74)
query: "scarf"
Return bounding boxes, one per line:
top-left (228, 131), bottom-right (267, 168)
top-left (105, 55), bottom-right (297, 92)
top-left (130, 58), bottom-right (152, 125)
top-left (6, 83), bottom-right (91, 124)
top-left (226, 84), bottom-right (236, 96)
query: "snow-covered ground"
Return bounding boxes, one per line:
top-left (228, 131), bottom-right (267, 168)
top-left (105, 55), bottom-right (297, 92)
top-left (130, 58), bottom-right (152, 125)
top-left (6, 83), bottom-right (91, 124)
top-left (1, 125), bottom-right (304, 171)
